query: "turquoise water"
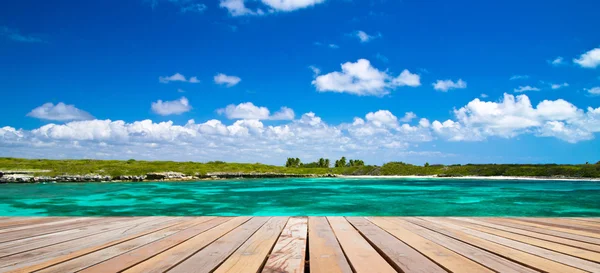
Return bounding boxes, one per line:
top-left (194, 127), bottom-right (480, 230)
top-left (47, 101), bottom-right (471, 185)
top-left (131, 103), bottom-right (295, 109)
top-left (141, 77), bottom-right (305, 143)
top-left (1, 177), bottom-right (599, 216)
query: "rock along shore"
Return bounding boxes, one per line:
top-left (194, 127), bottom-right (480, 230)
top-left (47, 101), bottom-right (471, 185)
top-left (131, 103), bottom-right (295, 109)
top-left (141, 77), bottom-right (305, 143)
top-left (0, 171), bottom-right (336, 183)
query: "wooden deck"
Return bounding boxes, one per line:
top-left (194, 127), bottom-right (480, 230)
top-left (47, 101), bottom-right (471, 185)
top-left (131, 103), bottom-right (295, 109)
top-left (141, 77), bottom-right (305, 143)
top-left (0, 217), bottom-right (599, 273)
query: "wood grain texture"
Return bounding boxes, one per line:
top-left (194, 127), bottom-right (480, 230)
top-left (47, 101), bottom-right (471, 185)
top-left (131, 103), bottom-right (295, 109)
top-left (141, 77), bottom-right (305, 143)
top-left (4, 217), bottom-right (181, 273)
top-left (327, 217), bottom-right (396, 273)
top-left (307, 217), bottom-right (352, 273)
top-left (262, 217), bottom-right (308, 273)
top-left (346, 217), bottom-right (446, 273)
top-left (447, 218), bottom-right (600, 262)
top-left (457, 218), bottom-right (600, 253)
top-left (484, 218), bottom-right (600, 245)
top-left (122, 217), bottom-right (252, 273)
top-left (212, 217), bottom-right (289, 273)
top-left (423, 218), bottom-right (593, 273)
top-left (168, 217), bottom-right (271, 273)
top-left (410, 218), bottom-right (588, 273)
top-left (434, 218), bottom-right (600, 272)
top-left (79, 217), bottom-right (227, 273)
top-left (386, 217), bottom-right (539, 273)
top-left (2, 217), bottom-right (599, 273)
top-left (369, 217), bottom-right (493, 273)
top-left (35, 218), bottom-right (206, 273)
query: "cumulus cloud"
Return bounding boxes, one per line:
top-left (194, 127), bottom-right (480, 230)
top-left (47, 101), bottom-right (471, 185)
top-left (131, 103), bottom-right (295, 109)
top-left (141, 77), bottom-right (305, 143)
top-left (151, 97), bottom-right (192, 116)
top-left (587, 87), bottom-right (600, 96)
top-left (514, 86), bottom-right (540, 92)
top-left (27, 103), bottom-right (94, 121)
top-left (550, 82), bottom-right (569, 89)
top-left (509, 75), bottom-right (529, 80)
top-left (431, 93), bottom-right (600, 143)
top-left (432, 79), bottom-right (467, 92)
top-left (214, 73), bottom-right (241, 87)
top-left (4, 94), bottom-right (600, 163)
top-left (261, 0), bottom-right (325, 11)
top-left (354, 30), bottom-right (380, 43)
top-left (549, 56), bottom-right (564, 66)
top-left (573, 47), bottom-right (600, 68)
top-left (159, 73), bottom-right (200, 83)
top-left (480, 94), bottom-right (489, 98)
top-left (312, 59), bottom-right (420, 96)
top-left (0, 26), bottom-right (45, 43)
top-left (217, 102), bottom-right (295, 120)
top-left (220, 0), bottom-right (324, 16)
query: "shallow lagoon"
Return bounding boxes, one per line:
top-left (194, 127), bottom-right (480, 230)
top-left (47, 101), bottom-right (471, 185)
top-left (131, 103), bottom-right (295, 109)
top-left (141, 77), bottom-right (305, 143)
top-left (1, 177), bottom-right (599, 216)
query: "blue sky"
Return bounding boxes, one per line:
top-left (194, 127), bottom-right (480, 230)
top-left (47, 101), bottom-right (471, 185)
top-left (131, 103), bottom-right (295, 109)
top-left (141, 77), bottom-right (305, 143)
top-left (1, 0), bottom-right (599, 165)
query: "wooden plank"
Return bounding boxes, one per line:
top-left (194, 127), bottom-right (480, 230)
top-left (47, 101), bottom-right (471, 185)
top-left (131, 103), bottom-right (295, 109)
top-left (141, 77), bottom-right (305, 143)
top-left (428, 218), bottom-right (600, 273)
top-left (409, 218), bottom-right (587, 273)
top-left (345, 217), bottom-right (446, 273)
top-left (369, 217), bottom-right (492, 273)
top-left (80, 217), bottom-right (229, 273)
top-left (573, 218), bottom-right (600, 223)
top-left (461, 218), bottom-right (600, 253)
top-left (262, 217), bottom-right (308, 273)
top-left (327, 217), bottom-right (396, 273)
top-left (485, 218), bottom-right (600, 245)
top-left (517, 218), bottom-right (600, 233)
top-left (384, 218), bottom-right (538, 273)
top-left (168, 217), bottom-right (270, 273)
top-left (123, 216), bottom-right (253, 273)
top-left (447, 218), bottom-right (600, 262)
top-left (557, 218), bottom-right (600, 229)
top-left (504, 218), bottom-right (600, 239)
top-left (36, 218), bottom-right (210, 273)
top-left (0, 218), bottom-right (65, 230)
top-left (211, 217), bottom-right (288, 273)
top-left (307, 217), bottom-right (352, 273)
top-left (0, 217), bottom-right (115, 244)
top-left (4, 217), bottom-right (182, 273)
top-left (0, 217), bottom-right (140, 257)
top-left (446, 218), bottom-right (600, 262)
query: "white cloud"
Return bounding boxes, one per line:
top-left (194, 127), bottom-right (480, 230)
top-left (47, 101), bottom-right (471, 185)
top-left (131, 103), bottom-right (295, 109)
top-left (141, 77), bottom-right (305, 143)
top-left (432, 79), bottom-right (467, 92)
top-left (514, 86), bottom-right (540, 92)
top-left (586, 87), bottom-right (600, 96)
top-left (399, 112), bottom-right (417, 122)
top-left (308, 65), bottom-right (321, 77)
top-left (217, 102), bottom-right (295, 120)
top-left (550, 82), bottom-right (569, 89)
top-left (4, 95), bottom-right (600, 164)
top-left (509, 75), bottom-right (529, 80)
top-left (219, 0), bottom-right (324, 16)
top-left (430, 93), bottom-right (600, 143)
top-left (573, 47), bottom-right (600, 68)
top-left (312, 59), bottom-right (420, 96)
top-left (480, 94), bottom-right (488, 98)
top-left (328, 44), bottom-right (339, 49)
top-left (354, 30), bottom-right (380, 43)
top-left (549, 56), bottom-right (564, 66)
top-left (214, 73), bottom-right (241, 87)
top-left (159, 73), bottom-right (200, 84)
top-left (151, 97), bottom-right (192, 116)
top-left (27, 103), bottom-right (94, 121)
top-left (261, 0), bottom-right (325, 12)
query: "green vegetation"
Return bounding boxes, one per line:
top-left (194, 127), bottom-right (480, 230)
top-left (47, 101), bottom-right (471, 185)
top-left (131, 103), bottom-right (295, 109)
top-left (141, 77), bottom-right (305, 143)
top-left (1, 157), bottom-right (599, 178)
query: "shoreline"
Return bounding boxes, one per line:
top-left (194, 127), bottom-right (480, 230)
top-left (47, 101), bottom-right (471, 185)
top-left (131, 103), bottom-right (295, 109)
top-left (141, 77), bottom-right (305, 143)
top-left (338, 175), bottom-right (600, 181)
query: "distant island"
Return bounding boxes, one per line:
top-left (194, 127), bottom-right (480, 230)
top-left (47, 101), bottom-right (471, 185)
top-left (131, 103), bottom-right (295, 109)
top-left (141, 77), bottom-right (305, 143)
top-left (0, 157), bottom-right (599, 183)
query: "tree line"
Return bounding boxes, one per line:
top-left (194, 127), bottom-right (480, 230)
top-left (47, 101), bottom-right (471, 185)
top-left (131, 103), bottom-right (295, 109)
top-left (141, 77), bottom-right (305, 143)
top-left (285, 156), bottom-right (365, 168)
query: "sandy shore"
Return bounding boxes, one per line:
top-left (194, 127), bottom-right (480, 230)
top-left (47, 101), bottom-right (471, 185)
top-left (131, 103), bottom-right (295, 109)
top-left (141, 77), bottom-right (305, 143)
top-left (338, 175), bottom-right (600, 181)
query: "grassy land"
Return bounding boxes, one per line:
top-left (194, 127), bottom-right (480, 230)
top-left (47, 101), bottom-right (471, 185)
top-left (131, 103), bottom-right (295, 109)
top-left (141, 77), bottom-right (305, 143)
top-left (1, 158), bottom-right (599, 178)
